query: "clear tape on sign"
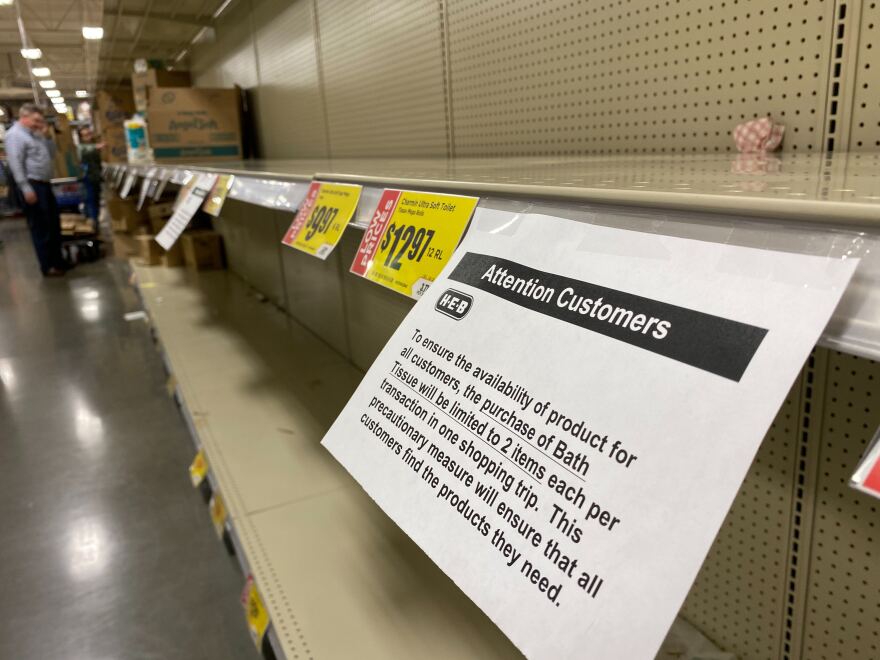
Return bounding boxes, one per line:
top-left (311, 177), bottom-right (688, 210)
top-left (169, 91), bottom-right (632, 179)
top-left (473, 195), bottom-right (880, 360)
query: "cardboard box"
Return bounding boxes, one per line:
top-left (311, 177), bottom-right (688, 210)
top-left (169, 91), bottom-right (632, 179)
top-left (135, 234), bottom-right (162, 266)
top-left (108, 196), bottom-right (148, 233)
top-left (74, 221), bottom-right (95, 235)
top-left (147, 88), bottom-right (242, 161)
top-left (102, 125), bottom-right (128, 164)
top-left (132, 69), bottom-right (191, 114)
top-left (181, 231), bottom-right (224, 270)
top-left (52, 115), bottom-right (79, 178)
top-left (161, 242), bottom-right (185, 268)
top-left (94, 89), bottom-right (135, 133)
top-left (112, 233), bottom-right (140, 259)
top-left (60, 212), bottom-right (79, 235)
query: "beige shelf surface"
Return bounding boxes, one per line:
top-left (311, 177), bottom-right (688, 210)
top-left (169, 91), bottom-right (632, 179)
top-left (132, 264), bottom-right (521, 659)
top-left (131, 264), bottom-right (729, 660)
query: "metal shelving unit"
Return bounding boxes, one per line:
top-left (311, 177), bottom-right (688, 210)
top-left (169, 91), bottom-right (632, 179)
top-left (113, 151), bottom-right (880, 660)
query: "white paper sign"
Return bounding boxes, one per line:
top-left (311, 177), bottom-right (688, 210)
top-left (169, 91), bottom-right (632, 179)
top-left (153, 168), bottom-right (171, 201)
top-left (119, 171), bottom-right (138, 199)
top-left (155, 173), bottom-right (218, 250)
top-left (321, 210), bottom-right (857, 659)
top-left (137, 167), bottom-right (158, 210)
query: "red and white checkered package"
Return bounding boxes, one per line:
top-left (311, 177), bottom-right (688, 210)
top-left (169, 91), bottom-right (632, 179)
top-left (733, 117), bottom-right (785, 153)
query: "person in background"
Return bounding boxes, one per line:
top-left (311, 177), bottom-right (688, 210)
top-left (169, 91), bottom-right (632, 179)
top-left (6, 103), bottom-right (65, 276)
top-left (78, 127), bottom-right (103, 226)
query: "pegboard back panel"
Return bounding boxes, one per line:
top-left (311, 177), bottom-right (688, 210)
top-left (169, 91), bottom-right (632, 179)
top-left (849, 1), bottom-right (880, 150)
top-left (315, 0), bottom-right (449, 157)
top-left (446, 0), bottom-right (834, 157)
top-left (681, 374), bottom-right (801, 659)
top-left (251, 0), bottom-right (329, 158)
top-left (800, 349), bottom-right (880, 659)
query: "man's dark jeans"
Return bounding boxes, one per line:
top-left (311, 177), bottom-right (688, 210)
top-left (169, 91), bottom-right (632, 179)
top-left (23, 180), bottom-right (64, 275)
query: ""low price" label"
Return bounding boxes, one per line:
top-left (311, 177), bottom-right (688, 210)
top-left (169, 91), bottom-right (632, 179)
top-left (350, 189), bottom-right (479, 298)
top-left (281, 181), bottom-right (362, 259)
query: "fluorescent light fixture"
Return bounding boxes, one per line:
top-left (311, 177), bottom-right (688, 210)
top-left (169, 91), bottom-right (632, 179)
top-left (46, 89), bottom-right (61, 98)
top-left (38, 79), bottom-right (56, 89)
top-left (212, 0), bottom-right (234, 19)
top-left (21, 48), bottom-right (42, 59)
top-left (174, 49), bottom-right (188, 63)
top-left (75, 90), bottom-right (88, 98)
top-left (82, 26), bottom-right (104, 40)
top-left (32, 67), bottom-right (50, 77)
top-left (54, 97), bottom-right (65, 104)
top-left (0, 0), bottom-right (15, 6)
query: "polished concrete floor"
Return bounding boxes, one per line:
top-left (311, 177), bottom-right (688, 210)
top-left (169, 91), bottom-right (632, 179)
top-left (0, 219), bottom-right (257, 659)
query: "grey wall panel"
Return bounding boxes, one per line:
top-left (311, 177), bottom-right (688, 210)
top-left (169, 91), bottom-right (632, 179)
top-left (446, 0), bottom-right (834, 156)
top-left (338, 231), bottom-right (415, 371)
top-left (682, 376), bottom-right (802, 660)
top-left (242, 206), bottom-right (287, 308)
top-left (191, 0), bottom-right (259, 89)
top-left (279, 229), bottom-right (349, 357)
top-left (316, 0), bottom-right (449, 157)
top-left (800, 350), bottom-right (880, 660)
top-left (251, 0), bottom-right (328, 158)
top-left (214, 200), bottom-right (251, 280)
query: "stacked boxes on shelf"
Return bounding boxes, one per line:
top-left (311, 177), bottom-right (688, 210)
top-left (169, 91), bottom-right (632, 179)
top-left (94, 90), bottom-right (135, 164)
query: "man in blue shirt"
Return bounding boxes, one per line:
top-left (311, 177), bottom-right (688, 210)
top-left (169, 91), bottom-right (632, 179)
top-left (6, 103), bottom-right (66, 276)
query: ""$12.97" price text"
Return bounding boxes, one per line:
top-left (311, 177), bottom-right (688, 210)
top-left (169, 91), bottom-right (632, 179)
top-left (380, 223), bottom-right (442, 271)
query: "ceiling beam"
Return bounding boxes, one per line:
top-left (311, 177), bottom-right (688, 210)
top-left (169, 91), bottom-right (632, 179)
top-left (102, 9), bottom-right (212, 27)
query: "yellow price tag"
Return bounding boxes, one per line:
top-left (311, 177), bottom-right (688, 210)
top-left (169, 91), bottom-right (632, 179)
top-left (350, 189), bottom-right (479, 298)
top-left (202, 174), bottom-right (234, 217)
top-left (209, 492), bottom-right (227, 538)
top-left (281, 181), bottom-right (362, 259)
top-left (240, 575), bottom-right (270, 649)
top-left (189, 449), bottom-right (208, 487)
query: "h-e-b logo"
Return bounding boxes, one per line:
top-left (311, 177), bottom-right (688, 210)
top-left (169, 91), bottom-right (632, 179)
top-left (435, 289), bottom-right (473, 320)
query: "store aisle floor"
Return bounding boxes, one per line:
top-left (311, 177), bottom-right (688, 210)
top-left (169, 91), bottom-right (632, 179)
top-left (0, 220), bottom-right (257, 660)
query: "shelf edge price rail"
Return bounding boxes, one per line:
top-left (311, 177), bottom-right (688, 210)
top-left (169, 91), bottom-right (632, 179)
top-left (281, 181), bottom-right (362, 259)
top-left (350, 189), bottom-right (479, 298)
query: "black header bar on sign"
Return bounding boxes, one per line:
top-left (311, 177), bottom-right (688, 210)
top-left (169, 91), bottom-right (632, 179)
top-left (447, 252), bottom-right (767, 381)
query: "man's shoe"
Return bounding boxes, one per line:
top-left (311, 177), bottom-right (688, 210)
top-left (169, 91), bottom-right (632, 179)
top-left (44, 267), bottom-right (65, 277)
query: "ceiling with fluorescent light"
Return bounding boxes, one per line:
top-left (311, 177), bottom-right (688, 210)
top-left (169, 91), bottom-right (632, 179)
top-left (0, 0), bottom-right (229, 106)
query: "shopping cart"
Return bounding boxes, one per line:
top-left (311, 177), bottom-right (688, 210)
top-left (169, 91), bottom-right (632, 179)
top-left (51, 176), bottom-right (83, 212)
